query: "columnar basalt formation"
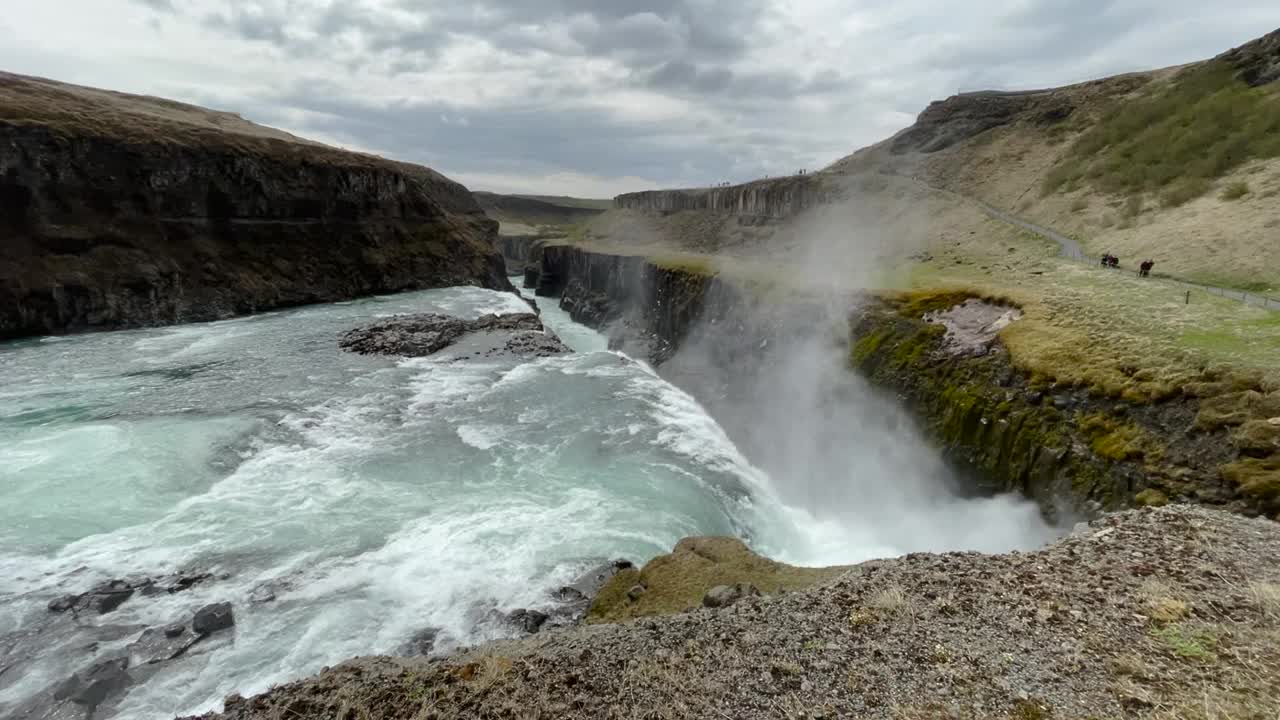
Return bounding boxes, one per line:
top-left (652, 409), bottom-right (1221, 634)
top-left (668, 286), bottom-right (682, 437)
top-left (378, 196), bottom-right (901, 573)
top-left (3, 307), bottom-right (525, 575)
top-left (0, 72), bottom-right (510, 339)
top-left (613, 175), bottom-right (835, 221)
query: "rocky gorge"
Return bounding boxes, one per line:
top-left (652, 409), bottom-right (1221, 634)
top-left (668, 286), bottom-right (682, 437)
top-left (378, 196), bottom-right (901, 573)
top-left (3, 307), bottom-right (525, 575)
top-left (509, 237), bottom-right (1276, 522)
top-left (0, 72), bottom-right (510, 339)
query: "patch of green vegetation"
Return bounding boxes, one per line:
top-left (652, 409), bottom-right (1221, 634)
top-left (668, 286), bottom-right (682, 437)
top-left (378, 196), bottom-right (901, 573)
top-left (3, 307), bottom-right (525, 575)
top-left (1070, 197), bottom-right (1089, 213)
top-left (1221, 456), bottom-right (1280, 514)
top-left (893, 289), bottom-right (981, 318)
top-left (1135, 488), bottom-right (1170, 507)
top-left (1078, 413), bottom-right (1161, 462)
top-left (1221, 180), bottom-right (1252, 200)
top-left (851, 326), bottom-right (894, 366)
top-left (1151, 624), bottom-right (1219, 662)
top-left (649, 253), bottom-right (718, 276)
top-left (587, 537), bottom-right (847, 623)
top-left (1042, 61), bottom-right (1280, 203)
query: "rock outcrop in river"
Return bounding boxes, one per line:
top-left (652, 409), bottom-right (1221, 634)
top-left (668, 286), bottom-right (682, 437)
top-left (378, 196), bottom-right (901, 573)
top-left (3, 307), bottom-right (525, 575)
top-left (0, 72), bottom-right (510, 339)
top-left (340, 313), bottom-right (571, 359)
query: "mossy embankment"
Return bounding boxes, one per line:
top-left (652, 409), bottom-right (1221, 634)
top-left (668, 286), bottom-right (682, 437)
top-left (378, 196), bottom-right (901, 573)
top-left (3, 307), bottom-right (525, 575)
top-left (587, 537), bottom-right (848, 623)
top-left (852, 289), bottom-right (1280, 519)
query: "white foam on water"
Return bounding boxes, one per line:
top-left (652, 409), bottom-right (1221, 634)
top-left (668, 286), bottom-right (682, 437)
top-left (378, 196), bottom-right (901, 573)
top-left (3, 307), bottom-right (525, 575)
top-left (456, 424), bottom-right (507, 450)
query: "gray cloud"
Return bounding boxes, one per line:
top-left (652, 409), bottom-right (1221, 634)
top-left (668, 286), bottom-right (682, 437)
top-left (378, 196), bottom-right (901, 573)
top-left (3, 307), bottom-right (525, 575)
top-left (14, 1), bottom-right (1280, 195)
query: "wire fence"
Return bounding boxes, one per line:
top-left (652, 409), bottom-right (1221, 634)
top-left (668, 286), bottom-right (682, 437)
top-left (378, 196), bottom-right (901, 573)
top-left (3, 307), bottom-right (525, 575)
top-left (1057, 246), bottom-right (1280, 310)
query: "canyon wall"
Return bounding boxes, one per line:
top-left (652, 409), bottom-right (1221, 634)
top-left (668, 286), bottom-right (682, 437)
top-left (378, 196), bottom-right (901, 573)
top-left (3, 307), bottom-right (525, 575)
top-left (613, 175), bottom-right (836, 221)
top-left (0, 72), bottom-right (509, 339)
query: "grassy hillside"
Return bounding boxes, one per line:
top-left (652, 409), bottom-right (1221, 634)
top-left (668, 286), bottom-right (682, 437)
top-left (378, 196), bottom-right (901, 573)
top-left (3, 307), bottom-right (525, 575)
top-left (1043, 61), bottom-right (1280, 206)
top-left (829, 28), bottom-right (1280, 293)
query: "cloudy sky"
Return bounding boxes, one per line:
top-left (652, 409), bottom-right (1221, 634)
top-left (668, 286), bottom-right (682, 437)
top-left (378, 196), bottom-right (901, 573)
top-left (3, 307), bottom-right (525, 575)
top-left (3, 2), bottom-right (1278, 196)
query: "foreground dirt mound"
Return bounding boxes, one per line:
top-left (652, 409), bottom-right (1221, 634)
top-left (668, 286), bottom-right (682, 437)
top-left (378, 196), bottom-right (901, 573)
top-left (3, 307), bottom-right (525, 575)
top-left (0, 71), bottom-right (510, 339)
top-left (185, 506), bottom-right (1280, 719)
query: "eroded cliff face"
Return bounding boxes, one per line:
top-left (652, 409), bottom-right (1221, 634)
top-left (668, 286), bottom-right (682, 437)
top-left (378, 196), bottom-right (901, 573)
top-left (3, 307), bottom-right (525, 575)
top-left (613, 175), bottom-right (835, 222)
top-left (0, 72), bottom-right (509, 339)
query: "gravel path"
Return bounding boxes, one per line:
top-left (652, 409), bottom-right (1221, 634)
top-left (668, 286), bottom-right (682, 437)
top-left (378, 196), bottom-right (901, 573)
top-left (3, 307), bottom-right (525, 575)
top-left (185, 505), bottom-right (1280, 720)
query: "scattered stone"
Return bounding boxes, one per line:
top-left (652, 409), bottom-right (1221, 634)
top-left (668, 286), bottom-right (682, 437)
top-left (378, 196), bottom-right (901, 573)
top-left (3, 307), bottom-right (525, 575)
top-left (702, 584), bottom-right (761, 609)
top-left (626, 585), bottom-right (647, 602)
top-left (193, 603), bottom-right (235, 636)
top-left (47, 571), bottom-right (214, 616)
top-left (507, 609), bottom-right (550, 634)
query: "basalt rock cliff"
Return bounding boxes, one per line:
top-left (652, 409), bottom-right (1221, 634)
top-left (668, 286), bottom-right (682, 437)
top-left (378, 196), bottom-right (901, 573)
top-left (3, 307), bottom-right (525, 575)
top-left (613, 175), bottom-right (835, 222)
top-left (0, 72), bottom-right (510, 339)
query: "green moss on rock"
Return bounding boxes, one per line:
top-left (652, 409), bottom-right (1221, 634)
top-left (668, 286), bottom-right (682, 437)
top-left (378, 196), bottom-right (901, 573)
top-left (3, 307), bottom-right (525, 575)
top-left (1221, 457), bottom-right (1280, 514)
top-left (586, 537), bottom-right (847, 623)
top-left (1135, 488), bottom-right (1171, 507)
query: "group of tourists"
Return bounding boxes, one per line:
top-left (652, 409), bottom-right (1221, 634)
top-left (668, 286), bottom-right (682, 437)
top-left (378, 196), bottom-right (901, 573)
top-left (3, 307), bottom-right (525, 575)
top-left (1099, 253), bottom-right (1157, 277)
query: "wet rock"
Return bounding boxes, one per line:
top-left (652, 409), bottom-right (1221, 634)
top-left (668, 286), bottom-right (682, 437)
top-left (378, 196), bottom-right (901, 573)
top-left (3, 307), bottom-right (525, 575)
top-left (703, 584), bottom-right (761, 609)
top-left (339, 313), bottom-right (565, 358)
top-left (54, 657), bottom-right (132, 711)
top-left (128, 624), bottom-right (200, 665)
top-left (401, 628), bottom-right (441, 657)
top-left (47, 580), bottom-right (135, 616)
top-left (551, 586), bottom-right (587, 604)
top-left (507, 609), bottom-right (550, 634)
top-left (192, 603), bottom-right (235, 636)
top-left (567, 559), bottom-right (634, 599)
top-left (223, 692), bottom-right (245, 710)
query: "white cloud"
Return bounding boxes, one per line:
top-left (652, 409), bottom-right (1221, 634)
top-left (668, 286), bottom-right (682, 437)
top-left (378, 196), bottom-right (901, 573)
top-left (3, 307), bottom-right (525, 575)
top-left (2, 1), bottom-right (1277, 198)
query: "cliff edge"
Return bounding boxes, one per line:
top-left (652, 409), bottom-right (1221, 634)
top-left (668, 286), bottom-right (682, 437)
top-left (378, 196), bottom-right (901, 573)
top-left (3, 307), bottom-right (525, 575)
top-left (0, 72), bottom-right (510, 339)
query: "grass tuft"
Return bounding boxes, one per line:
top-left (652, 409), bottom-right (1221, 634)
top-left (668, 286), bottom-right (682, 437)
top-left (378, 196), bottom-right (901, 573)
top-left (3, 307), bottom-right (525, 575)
top-left (1220, 181), bottom-right (1251, 201)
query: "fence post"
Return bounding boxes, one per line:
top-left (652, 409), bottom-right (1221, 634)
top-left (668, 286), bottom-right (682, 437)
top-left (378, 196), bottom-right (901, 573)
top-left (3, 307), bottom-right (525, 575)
top-left (1185, 290), bottom-right (1190, 305)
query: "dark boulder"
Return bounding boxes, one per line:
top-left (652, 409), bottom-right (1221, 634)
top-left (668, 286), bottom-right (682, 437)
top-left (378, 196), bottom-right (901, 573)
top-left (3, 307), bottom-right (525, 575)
top-left (401, 628), bottom-right (441, 657)
top-left (54, 657), bottom-right (132, 711)
top-left (506, 609), bottom-right (550, 634)
top-left (192, 603), bottom-right (235, 636)
top-left (47, 580), bottom-right (135, 616)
